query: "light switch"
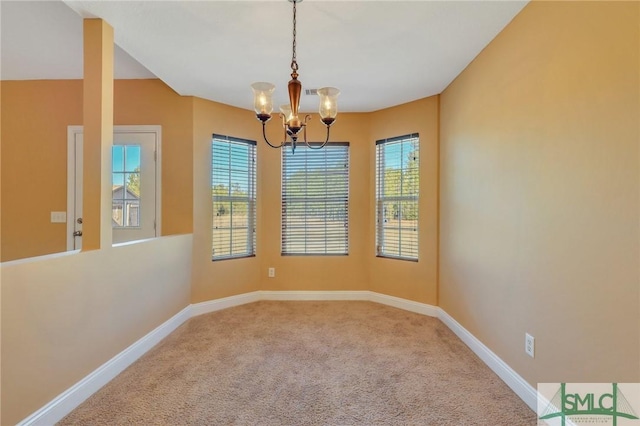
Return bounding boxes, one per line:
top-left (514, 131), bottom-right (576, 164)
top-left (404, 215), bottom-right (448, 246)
top-left (51, 211), bottom-right (67, 223)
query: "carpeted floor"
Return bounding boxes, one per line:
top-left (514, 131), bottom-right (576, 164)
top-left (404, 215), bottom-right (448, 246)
top-left (59, 301), bottom-right (536, 425)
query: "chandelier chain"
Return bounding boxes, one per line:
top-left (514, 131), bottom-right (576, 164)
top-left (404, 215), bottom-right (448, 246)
top-left (252, 0), bottom-right (337, 153)
top-left (291, 0), bottom-right (298, 72)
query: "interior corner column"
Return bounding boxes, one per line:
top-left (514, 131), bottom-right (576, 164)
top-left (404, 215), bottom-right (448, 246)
top-left (82, 19), bottom-right (114, 251)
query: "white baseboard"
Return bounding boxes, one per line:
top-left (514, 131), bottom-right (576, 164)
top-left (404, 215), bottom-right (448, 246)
top-left (260, 290), bottom-right (370, 301)
top-left (369, 292), bottom-right (439, 317)
top-left (190, 291), bottom-right (261, 316)
top-left (258, 290), bottom-right (440, 319)
top-left (20, 291), bottom-right (535, 424)
top-left (437, 308), bottom-right (537, 411)
top-left (17, 305), bottom-right (192, 426)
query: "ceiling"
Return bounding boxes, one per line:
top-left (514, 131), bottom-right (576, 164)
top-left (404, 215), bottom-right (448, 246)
top-left (1, 0), bottom-right (528, 113)
top-left (0, 1), bottom-right (155, 80)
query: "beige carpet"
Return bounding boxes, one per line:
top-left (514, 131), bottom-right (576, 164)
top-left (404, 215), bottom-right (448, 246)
top-left (59, 301), bottom-right (535, 425)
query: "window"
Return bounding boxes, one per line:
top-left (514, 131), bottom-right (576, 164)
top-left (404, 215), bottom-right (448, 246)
top-left (211, 135), bottom-right (256, 260)
top-left (376, 134), bottom-right (419, 260)
top-left (282, 143), bottom-right (349, 255)
top-left (112, 145), bottom-right (141, 228)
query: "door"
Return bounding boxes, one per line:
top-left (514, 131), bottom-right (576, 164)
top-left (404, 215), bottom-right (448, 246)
top-left (68, 126), bottom-right (160, 249)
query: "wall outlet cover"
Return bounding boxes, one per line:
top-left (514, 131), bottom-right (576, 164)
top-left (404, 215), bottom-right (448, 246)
top-left (525, 333), bottom-right (535, 358)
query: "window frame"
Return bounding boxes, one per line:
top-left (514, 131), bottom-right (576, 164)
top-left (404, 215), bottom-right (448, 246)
top-left (375, 133), bottom-right (420, 261)
top-left (281, 142), bottom-right (350, 256)
top-left (211, 134), bottom-right (257, 261)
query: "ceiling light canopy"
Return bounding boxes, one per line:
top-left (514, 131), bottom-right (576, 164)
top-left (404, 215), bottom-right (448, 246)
top-left (251, 0), bottom-right (339, 153)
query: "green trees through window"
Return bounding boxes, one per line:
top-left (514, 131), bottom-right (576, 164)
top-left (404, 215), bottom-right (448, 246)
top-left (211, 135), bottom-right (256, 260)
top-left (282, 143), bottom-right (349, 255)
top-left (376, 134), bottom-right (419, 260)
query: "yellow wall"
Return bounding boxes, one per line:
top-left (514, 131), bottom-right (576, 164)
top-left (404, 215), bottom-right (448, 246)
top-left (82, 19), bottom-right (114, 251)
top-left (257, 112), bottom-right (372, 293)
top-left (369, 97), bottom-right (440, 305)
top-left (0, 79), bottom-right (193, 262)
top-left (439, 0), bottom-right (639, 385)
top-left (1, 80), bottom-right (83, 261)
top-left (114, 80), bottom-right (194, 236)
top-left (5, 3), bottom-right (639, 422)
top-left (190, 101), bottom-right (401, 301)
top-left (1, 78), bottom-right (439, 295)
top-left (190, 104), bottom-right (412, 298)
top-left (178, 97), bottom-right (440, 302)
top-left (190, 97), bottom-right (262, 302)
top-left (190, 100), bottom-right (436, 299)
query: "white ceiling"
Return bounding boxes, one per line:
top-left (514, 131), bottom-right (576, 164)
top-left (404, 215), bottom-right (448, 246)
top-left (0, 1), bottom-right (155, 80)
top-left (1, 0), bottom-right (528, 113)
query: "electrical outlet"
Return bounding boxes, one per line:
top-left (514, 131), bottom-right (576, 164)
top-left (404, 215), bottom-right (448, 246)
top-left (268, 267), bottom-right (275, 278)
top-left (525, 333), bottom-right (535, 358)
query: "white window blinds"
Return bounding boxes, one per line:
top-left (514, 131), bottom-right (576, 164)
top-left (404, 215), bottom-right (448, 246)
top-left (211, 134), bottom-right (256, 260)
top-left (282, 143), bottom-right (349, 255)
top-left (376, 134), bottom-right (419, 261)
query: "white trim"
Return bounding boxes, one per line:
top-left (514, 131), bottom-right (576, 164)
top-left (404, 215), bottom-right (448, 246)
top-left (113, 125), bottom-right (163, 239)
top-left (19, 291), bottom-right (536, 424)
top-left (120, 125), bottom-right (164, 237)
top-left (195, 290), bottom-right (439, 311)
top-left (190, 291), bottom-right (261, 317)
top-left (437, 308), bottom-right (537, 411)
top-left (370, 292), bottom-right (439, 317)
top-left (17, 305), bottom-right (192, 426)
top-left (257, 290), bottom-right (439, 319)
top-left (260, 290), bottom-right (370, 301)
top-left (66, 125), bottom-right (83, 251)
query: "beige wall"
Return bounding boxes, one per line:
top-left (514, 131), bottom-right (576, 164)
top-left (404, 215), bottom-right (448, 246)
top-left (0, 79), bottom-right (193, 262)
top-left (439, 0), bottom-right (640, 386)
top-left (1, 235), bottom-right (193, 425)
top-left (369, 97), bottom-right (440, 305)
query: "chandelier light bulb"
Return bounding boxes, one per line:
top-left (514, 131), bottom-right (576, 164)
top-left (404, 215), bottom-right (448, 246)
top-left (318, 87), bottom-right (340, 125)
top-left (251, 82), bottom-right (275, 120)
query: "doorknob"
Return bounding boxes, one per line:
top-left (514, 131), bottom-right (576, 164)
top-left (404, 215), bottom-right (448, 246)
top-left (77, 217), bottom-right (83, 224)
top-left (73, 230), bottom-right (83, 237)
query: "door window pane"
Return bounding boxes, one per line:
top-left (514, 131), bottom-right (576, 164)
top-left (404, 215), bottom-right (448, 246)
top-left (112, 145), bottom-right (141, 228)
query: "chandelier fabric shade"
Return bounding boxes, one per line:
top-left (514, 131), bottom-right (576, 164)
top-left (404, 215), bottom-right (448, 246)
top-left (251, 0), bottom-right (339, 153)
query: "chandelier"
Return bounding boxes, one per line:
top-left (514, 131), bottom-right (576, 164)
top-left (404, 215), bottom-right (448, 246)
top-left (251, 0), bottom-right (339, 153)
